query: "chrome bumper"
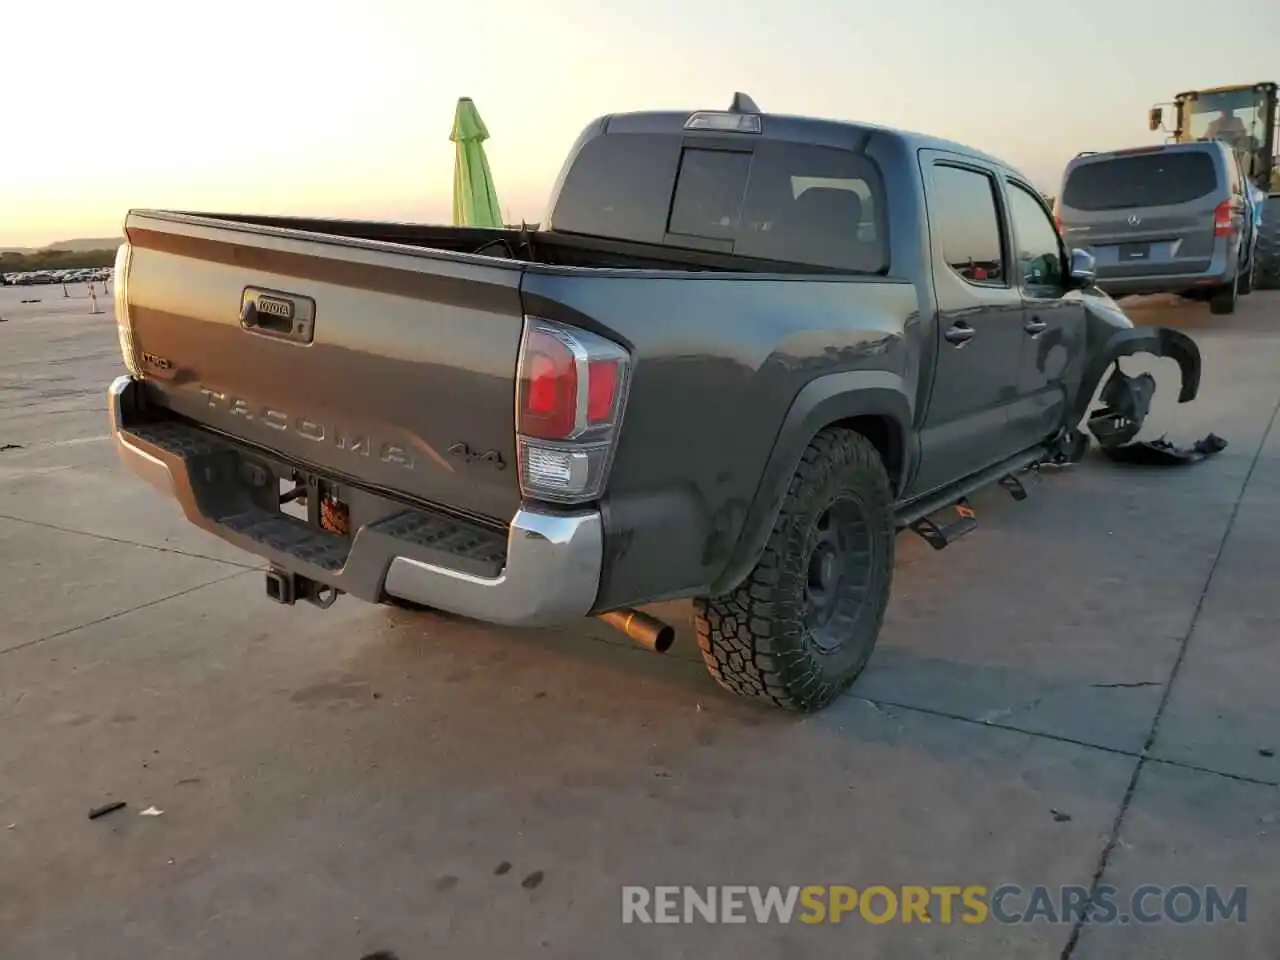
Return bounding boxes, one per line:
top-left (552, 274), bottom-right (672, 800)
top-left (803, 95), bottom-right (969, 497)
top-left (108, 375), bottom-right (603, 627)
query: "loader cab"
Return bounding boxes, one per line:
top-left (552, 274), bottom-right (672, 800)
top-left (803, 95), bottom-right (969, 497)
top-left (1150, 83), bottom-right (1279, 194)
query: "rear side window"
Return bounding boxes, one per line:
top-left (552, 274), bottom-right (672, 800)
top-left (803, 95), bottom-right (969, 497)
top-left (928, 164), bottom-right (1006, 285)
top-left (1062, 152), bottom-right (1219, 211)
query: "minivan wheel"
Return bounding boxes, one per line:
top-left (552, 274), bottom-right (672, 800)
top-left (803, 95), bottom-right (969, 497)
top-left (692, 428), bottom-right (895, 712)
top-left (1209, 281), bottom-right (1238, 316)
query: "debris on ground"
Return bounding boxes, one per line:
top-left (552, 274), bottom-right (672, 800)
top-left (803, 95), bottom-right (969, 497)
top-left (139, 806), bottom-right (164, 817)
top-left (1084, 363), bottom-right (1228, 466)
top-left (521, 870), bottom-right (545, 889)
top-left (1050, 809), bottom-right (1072, 823)
top-left (0, 444), bottom-right (22, 452)
top-left (1100, 433), bottom-right (1228, 466)
top-left (1259, 748), bottom-right (1275, 758)
top-left (88, 801), bottom-right (127, 820)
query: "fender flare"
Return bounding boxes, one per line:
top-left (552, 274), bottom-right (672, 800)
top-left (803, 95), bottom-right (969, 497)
top-left (1066, 326), bottom-right (1201, 429)
top-left (708, 370), bottom-right (913, 597)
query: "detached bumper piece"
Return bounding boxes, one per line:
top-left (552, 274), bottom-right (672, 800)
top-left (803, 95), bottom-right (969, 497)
top-left (1084, 366), bottom-right (1227, 465)
top-left (1099, 433), bottom-right (1227, 465)
top-left (1071, 323), bottom-right (1224, 466)
top-left (1087, 366), bottom-right (1156, 449)
top-left (108, 376), bottom-right (603, 626)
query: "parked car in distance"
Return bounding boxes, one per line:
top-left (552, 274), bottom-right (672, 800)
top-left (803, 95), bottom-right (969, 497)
top-left (1056, 141), bottom-right (1256, 314)
top-left (107, 96), bottom-right (1203, 712)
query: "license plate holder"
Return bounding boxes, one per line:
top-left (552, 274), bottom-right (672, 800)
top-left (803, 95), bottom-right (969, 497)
top-left (1118, 242), bottom-right (1150, 261)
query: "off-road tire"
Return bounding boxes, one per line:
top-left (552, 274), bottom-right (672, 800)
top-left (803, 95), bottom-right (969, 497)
top-left (1209, 281), bottom-right (1238, 316)
top-left (1256, 197), bottom-right (1280, 291)
top-left (693, 428), bottom-right (895, 711)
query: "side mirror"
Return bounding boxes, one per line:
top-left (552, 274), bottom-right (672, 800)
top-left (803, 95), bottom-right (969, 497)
top-left (1148, 107), bottom-right (1163, 132)
top-left (1069, 248), bottom-right (1096, 288)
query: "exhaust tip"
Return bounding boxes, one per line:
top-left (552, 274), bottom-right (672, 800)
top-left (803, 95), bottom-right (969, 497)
top-left (598, 609), bottom-right (676, 654)
top-left (650, 623), bottom-right (676, 654)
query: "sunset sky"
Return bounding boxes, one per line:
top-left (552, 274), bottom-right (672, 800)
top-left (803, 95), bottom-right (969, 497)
top-left (2, 0), bottom-right (1276, 248)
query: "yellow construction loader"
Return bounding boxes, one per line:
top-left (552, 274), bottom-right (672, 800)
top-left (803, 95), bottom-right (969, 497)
top-left (1149, 82), bottom-right (1280, 288)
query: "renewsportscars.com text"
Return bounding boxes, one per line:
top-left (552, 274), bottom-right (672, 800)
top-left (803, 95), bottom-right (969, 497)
top-left (621, 885), bottom-right (1247, 926)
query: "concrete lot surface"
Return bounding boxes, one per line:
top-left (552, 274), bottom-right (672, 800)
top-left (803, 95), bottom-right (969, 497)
top-left (1, 284), bottom-right (1277, 958)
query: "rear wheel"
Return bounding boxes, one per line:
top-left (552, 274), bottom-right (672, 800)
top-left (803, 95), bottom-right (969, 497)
top-left (1209, 280), bottom-right (1238, 315)
top-left (693, 428), bottom-right (895, 711)
top-left (1256, 197), bottom-right (1280, 291)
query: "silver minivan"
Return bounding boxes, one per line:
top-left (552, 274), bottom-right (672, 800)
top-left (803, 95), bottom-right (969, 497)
top-left (1056, 141), bottom-right (1255, 314)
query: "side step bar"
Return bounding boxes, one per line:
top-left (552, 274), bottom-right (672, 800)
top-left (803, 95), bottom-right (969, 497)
top-left (896, 445), bottom-right (1048, 551)
top-left (909, 500), bottom-right (978, 550)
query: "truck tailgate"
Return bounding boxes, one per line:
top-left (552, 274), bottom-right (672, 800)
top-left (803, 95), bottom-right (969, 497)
top-left (122, 212), bottom-right (524, 522)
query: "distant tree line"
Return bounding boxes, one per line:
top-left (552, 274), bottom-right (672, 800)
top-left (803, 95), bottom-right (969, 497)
top-left (1, 248), bottom-right (117, 273)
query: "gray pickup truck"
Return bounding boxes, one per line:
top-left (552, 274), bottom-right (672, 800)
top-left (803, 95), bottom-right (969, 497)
top-left (107, 95), bottom-right (1202, 711)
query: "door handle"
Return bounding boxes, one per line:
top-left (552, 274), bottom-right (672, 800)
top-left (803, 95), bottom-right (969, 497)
top-left (1024, 317), bottom-right (1047, 336)
top-left (944, 322), bottom-right (975, 346)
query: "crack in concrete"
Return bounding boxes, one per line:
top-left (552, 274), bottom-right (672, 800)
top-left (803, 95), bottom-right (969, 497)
top-left (0, 569), bottom-right (253, 659)
top-left (1059, 389), bottom-right (1280, 960)
top-left (868, 697), bottom-right (1279, 788)
top-left (0, 512), bottom-right (260, 570)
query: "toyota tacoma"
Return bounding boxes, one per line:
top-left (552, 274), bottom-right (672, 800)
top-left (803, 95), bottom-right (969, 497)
top-left (107, 94), bottom-right (1201, 711)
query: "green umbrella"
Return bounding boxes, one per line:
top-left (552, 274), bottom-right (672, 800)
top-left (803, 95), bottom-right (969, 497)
top-left (450, 97), bottom-right (503, 227)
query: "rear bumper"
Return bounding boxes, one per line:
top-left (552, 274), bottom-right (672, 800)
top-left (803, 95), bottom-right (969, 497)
top-left (109, 375), bottom-right (603, 627)
top-left (1097, 272), bottom-right (1233, 298)
top-left (1092, 240), bottom-right (1238, 298)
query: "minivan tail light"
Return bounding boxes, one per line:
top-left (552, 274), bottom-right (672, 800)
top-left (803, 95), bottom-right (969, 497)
top-left (516, 317), bottom-right (631, 504)
top-left (1213, 201), bottom-right (1235, 237)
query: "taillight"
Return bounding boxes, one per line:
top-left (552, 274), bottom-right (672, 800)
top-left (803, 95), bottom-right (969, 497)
top-left (1213, 201), bottom-right (1235, 237)
top-left (112, 242), bottom-right (140, 376)
top-left (515, 317), bottom-right (631, 504)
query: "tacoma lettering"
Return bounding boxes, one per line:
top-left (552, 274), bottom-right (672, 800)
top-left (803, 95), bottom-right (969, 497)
top-left (199, 389), bottom-right (415, 470)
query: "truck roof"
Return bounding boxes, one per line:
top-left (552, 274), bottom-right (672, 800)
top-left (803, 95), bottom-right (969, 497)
top-left (599, 108), bottom-right (1022, 178)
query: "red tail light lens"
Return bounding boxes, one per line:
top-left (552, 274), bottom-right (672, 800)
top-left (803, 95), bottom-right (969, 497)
top-left (519, 330), bottom-right (578, 440)
top-left (1213, 201), bottom-right (1235, 237)
top-left (516, 317), bottom-right (632, 504)
top-left (586, 359), bottom-right (621, 424)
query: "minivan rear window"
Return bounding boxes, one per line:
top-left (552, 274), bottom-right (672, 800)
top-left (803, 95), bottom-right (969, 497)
top-left (1062, 151), bottom-right (1218, 211)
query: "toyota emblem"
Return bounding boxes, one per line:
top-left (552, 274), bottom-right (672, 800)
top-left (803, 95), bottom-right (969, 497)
top-left (1127, 214), bottom-right (1142, 226)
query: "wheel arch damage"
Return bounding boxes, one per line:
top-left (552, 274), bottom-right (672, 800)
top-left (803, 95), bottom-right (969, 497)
top-left (1066, 299), bottom-right (1202, 451)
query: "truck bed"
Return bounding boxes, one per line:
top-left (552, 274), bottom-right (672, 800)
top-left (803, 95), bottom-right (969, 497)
top-left (172, 211), bottom-right (849, 274)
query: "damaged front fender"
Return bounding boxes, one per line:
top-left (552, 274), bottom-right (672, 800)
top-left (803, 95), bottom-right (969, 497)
top-left (1061, 295), bottom-right (1203, 453)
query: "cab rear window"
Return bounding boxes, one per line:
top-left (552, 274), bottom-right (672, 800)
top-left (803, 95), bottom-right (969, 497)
top-left (552, 134), bottom-right (888, 274)
top-left (1062, 151), bottom-right (1219, 211)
